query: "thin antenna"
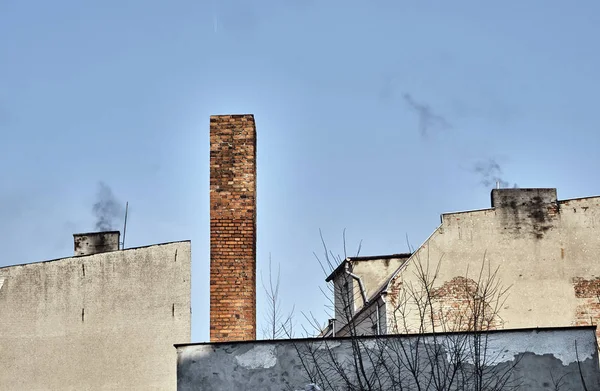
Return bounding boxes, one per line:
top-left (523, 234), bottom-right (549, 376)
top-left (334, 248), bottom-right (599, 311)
top-left (122, 202), bottom-right (129, 250)
top-left (496, 180), bottom-right (500, 189)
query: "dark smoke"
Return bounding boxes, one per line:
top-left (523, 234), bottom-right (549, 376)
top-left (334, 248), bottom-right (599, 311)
top-left (473, 159), bottom-right (518, 188)
top-left (378, 74), bottom-right (397, 103)
top-left (403, 93), bottom-right (452, 138)
top-left (92, 182), bottom-right (124, 231)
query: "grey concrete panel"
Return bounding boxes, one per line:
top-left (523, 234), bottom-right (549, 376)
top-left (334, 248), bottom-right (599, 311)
top-left (177, 327), bottom-right (600, 391)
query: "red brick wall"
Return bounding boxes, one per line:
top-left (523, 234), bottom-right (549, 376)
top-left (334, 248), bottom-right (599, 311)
top-left (387, 275), bottom-right (502, 333)
top-left (210, 114), bottom-right (257, 342)
top-left (573, 277), bottom-right (600, 340)
top-left (430, 277), bottom-right (502, 332)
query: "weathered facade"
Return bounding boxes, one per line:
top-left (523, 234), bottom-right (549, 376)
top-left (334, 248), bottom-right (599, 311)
top-left (0, 235), bottom-right (191, 390)
top-left (177, 326), bottom-right (600, 390)
top-left (325, 188), bottom-right (600, 339)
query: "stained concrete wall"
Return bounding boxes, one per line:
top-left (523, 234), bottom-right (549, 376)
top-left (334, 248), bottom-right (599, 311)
top-left (176, 326), bottom-right (600, 390)
top-left (386, 189), bottom-right (600, 337)
top-left (351, 257), bottom-right (408, 301)
top-left (0, 240), bottom-right (191, 390)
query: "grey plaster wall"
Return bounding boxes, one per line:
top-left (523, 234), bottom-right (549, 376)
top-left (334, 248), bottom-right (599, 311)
top-left (177, 327), bottom-right (600, 391)
top-left (332, 295), bottom-right (386, 337)
top-left (0, 240), bottom-right (191, 390)
top-left (332, 272), bottom-right (354, 328)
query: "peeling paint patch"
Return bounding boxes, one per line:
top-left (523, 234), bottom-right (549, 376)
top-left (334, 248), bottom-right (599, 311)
top-left (361, 340), bottom-right (378, 350)
top-left (235, 345), bottom-right (277, 369)
top-left (431, 276), bottom-right (502, 331)
top-left (571, 277), bottom-right (600, 338)
top-left (317, 341), bottom-right (341, 350)
top-left (573, 277), bottom-right (600, 298)
top-left (296, 384), bottom-right (321, 391)
top-left (466, 330), bottom-right (596, 366)
top-left (387, 276), bottom-right (403, 308)
top-left (0, 278), bottom-right (4, 291)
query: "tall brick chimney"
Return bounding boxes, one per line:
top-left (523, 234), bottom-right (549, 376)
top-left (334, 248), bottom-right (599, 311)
top-left (209, 114), bottom-right (257, 342)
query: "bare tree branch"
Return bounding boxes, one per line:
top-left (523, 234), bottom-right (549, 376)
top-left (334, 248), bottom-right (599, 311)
top-left (260, 253), bottom-right (295, 340)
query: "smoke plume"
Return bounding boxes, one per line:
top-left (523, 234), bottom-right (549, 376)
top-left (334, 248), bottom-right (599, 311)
top-left (92, 182), bottom-right (124, 231)
top-left (473, 159), bottom-right (518, 188)
top-left (403, 93), bottom-right (452, 138)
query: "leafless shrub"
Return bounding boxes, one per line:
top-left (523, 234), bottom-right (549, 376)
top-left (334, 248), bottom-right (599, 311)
top-left (287, 235), bottom-right (524, 390)
top-left (260, 254), bottom-right (295, 340)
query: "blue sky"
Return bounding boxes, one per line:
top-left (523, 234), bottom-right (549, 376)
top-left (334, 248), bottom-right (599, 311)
top-left (2, 0), bottom-right (599, 342)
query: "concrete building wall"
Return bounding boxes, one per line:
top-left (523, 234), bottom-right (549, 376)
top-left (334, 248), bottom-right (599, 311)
top-left (0, 240), bottom-right (191, 390)
top-left (386, 189), bottom-right (600, 338)
top-left (334, 296), bottom-right (386, 337)
top-left (176, 326), bottom-right (600, 391)
top-left (351, 256), bottom-right (406, 305)
top-left (329, 255), bottom-right (409, 334)
top-left (210, 114), bottom-right (257, 342)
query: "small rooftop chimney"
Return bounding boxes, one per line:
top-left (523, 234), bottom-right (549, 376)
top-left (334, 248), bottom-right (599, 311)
top-left (73, 231), bottom-right (120, 256)
top-left (491, 188), bottom-right (557, 209)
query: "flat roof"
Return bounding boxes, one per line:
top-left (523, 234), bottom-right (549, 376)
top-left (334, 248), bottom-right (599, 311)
top-left (441, 193), bottom-right (600, 218)
top-left (174, 325), bottom-right (598, 348)
top-left (325, 253), bottom-right (412, 282)
top-left (73, 231), bottom-right (121, 236)
top-left (0, 240), bottom-right (191, 270)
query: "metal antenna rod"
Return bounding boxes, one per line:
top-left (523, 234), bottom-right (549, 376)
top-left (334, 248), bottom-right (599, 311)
top-left (122, 202), bottom-right (129, 250)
